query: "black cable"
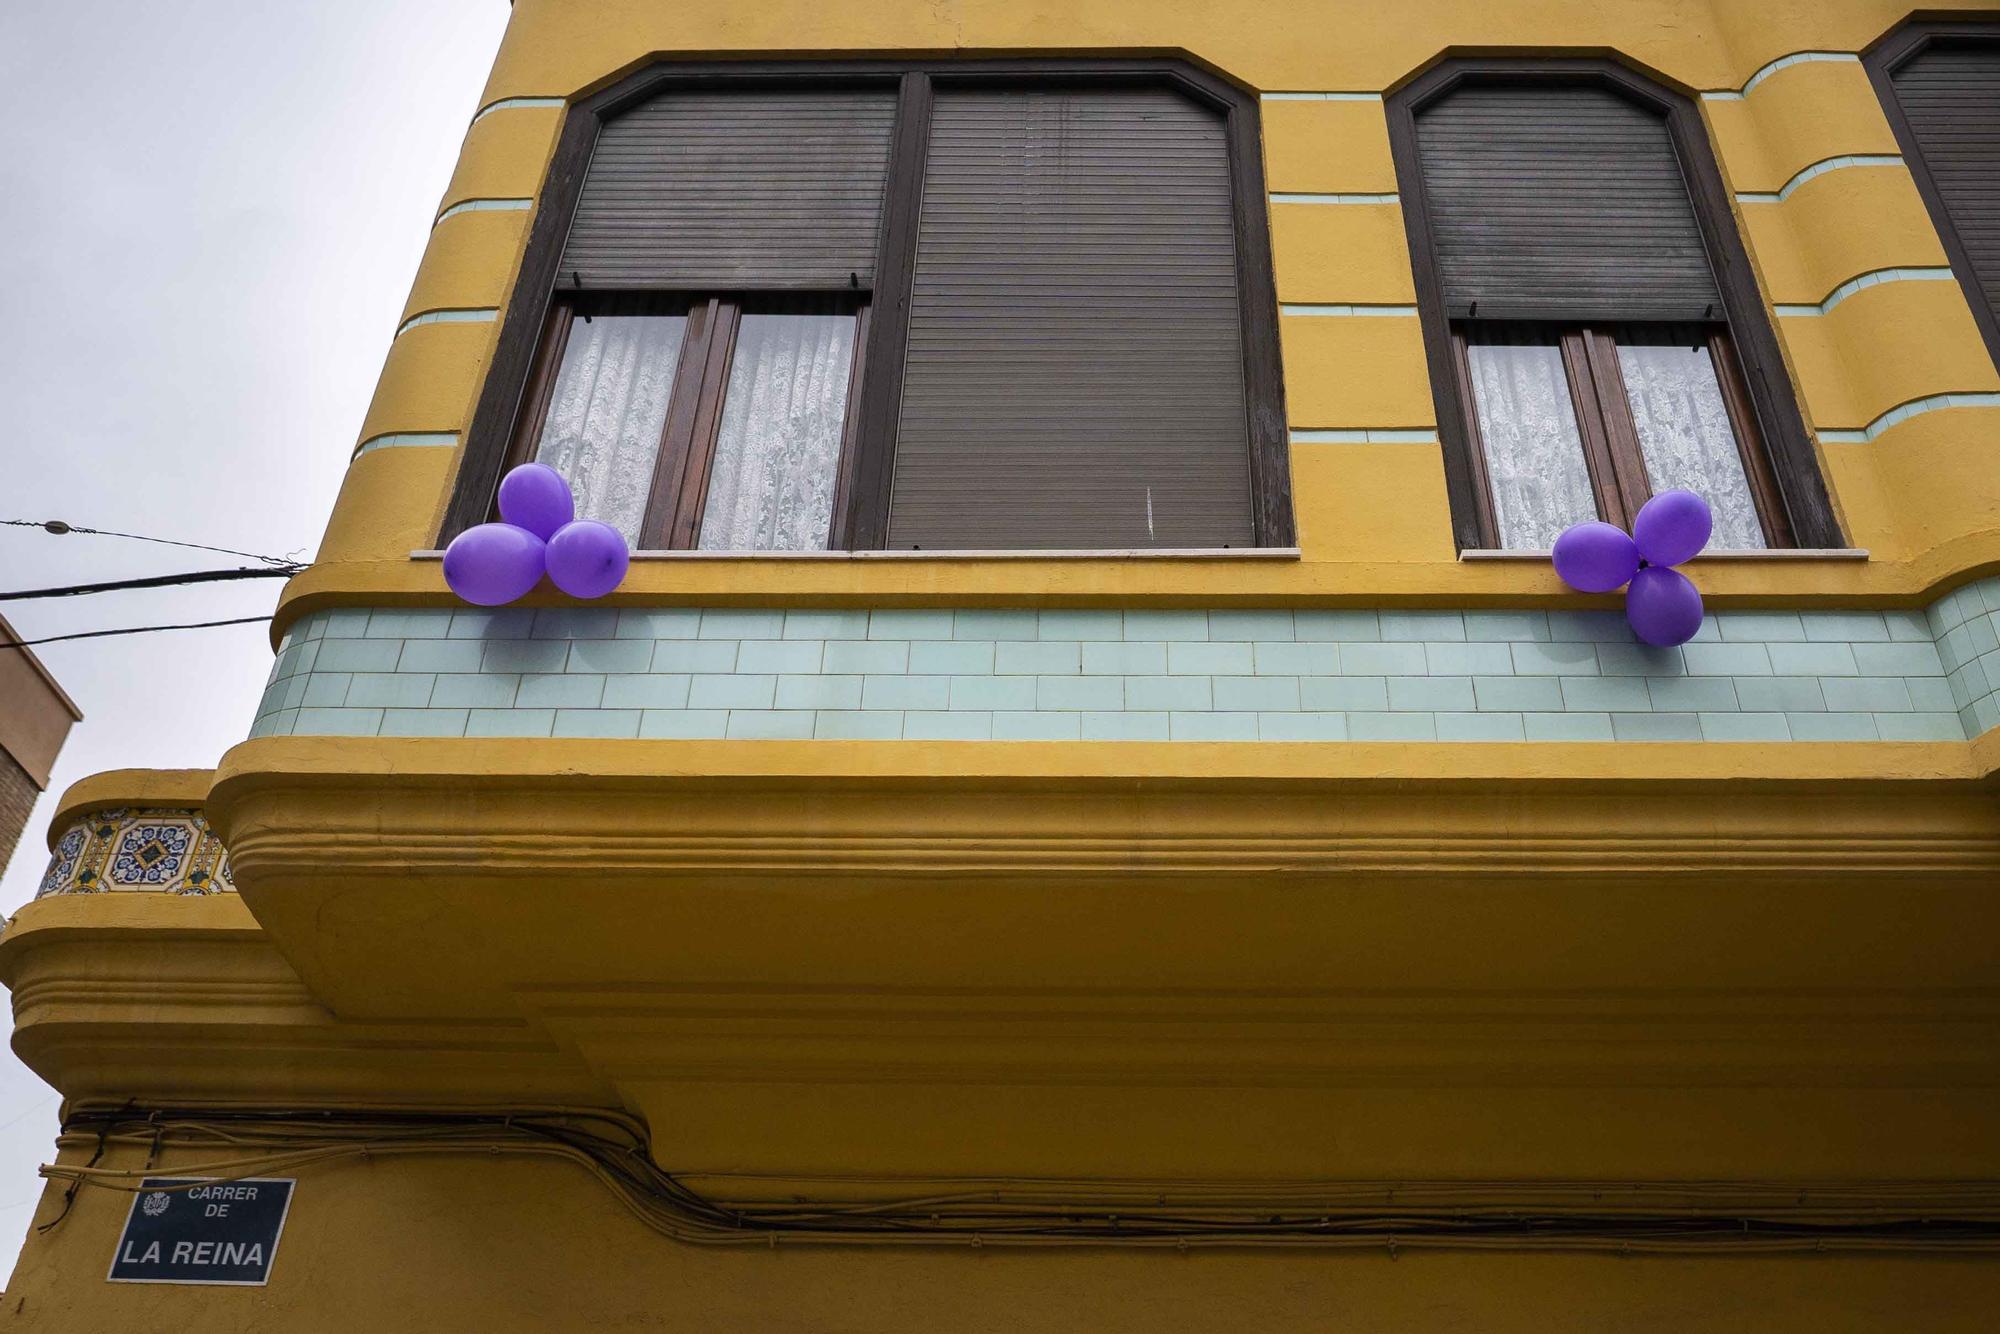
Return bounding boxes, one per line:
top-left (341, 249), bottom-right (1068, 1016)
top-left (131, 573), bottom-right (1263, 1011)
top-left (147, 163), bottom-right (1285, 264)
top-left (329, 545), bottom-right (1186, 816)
top-left (51, 1105), bottom-right (2000, 1250)
top-left (0, 566), bottom-right (300, 602)
top-left (38, 1102), bottom-right (126, 1235)
top-left (1, 518), bottom-right (301, 569)
top-left (1, 615), bottom-right (272, 650)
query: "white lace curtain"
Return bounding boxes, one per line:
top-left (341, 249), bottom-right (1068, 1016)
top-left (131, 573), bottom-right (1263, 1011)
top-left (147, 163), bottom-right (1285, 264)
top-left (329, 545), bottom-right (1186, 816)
top-left (1615, 335), bottom-right (1766, 551)
top-left (697, 312), bottom-right (855, 552)
top-left (531, 313), bottom-right (687, 546)
top-left (1464, 333), bottom-right (1599, 550)
top-left (1467, 329), bottom-right (1767, 551)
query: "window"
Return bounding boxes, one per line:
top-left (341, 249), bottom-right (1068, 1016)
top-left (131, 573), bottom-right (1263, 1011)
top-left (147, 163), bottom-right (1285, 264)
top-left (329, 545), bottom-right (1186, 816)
top-left (1866, 22), bottom-right (2000, 373)
top-left (1387, 61), bottom-right (1840, 551)
top-left (510, 294), bottom-right (863, 552)
top-left (1457, 325), bottom-right (1787, 550)
top-left (445, 63), bottom-right (1290, 552)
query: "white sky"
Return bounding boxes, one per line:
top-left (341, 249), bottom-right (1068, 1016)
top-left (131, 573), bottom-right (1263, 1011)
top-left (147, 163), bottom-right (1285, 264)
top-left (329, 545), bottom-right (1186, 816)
top-left (0, 0), bottom-right (510, 1270)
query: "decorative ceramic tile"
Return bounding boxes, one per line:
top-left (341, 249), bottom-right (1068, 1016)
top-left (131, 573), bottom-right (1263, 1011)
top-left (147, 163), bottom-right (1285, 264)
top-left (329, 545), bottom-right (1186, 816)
top-left (37, 807), bottom-right (235, 899)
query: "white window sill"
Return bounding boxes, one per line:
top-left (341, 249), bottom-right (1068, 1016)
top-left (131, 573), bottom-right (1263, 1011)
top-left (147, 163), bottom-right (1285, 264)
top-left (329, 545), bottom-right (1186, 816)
top-left (411, 547), bottom-right (1304, 561)
top-left (1458, 548), bottom-right (1870, 562)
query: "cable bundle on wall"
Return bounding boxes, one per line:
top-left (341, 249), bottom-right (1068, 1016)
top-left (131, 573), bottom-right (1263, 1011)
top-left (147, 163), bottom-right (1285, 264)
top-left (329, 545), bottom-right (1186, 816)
top-left (39, 1105), bottom-right (2000, 1254)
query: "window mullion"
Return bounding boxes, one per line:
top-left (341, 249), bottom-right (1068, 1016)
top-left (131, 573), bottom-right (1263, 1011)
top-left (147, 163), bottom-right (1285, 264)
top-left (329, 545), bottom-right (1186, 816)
top-left (1559, 329), bottom-right (1635, 528)
top-left (839, 70), bottom-right (933, 550)
top-left (640, 298), bottom-right (720, 551)
top-left (1580, 328), bottom-right (1656, 527)
top-left (665, 299), bottom-right (742, 550)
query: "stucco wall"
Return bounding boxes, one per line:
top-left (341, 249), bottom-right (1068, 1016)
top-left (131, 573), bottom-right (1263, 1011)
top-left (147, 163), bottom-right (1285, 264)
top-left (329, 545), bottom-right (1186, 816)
top-left (279, 0), bottom-right (2000, 627)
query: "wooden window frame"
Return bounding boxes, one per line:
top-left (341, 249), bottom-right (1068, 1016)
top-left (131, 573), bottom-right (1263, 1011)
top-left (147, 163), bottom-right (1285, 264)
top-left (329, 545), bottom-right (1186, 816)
top-left (1384, 57), bottom-right (1841, 551)
top-left (440, 59), bottom-right (1292, 550)
top-left (1865, 18), bottom-right (2000, 375)
top-left (499, 293), bottom-right (869, 551)
top-left (1454, 323), bottom-right (1793, 547)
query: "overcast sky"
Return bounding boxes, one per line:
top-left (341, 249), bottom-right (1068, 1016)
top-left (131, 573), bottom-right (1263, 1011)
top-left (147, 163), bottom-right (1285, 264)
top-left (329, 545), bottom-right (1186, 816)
top-left (0, 0), bottom-right (510, 1269)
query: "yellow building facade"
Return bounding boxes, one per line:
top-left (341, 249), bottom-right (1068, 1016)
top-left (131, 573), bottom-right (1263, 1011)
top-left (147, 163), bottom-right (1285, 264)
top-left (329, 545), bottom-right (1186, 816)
top-left (6, 1), bottom-right (2000, 1327)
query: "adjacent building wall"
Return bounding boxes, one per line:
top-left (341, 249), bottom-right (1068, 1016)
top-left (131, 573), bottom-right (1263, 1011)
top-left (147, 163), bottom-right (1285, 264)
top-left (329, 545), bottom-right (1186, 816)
top-left (0, 615), bottom-right (80, 870)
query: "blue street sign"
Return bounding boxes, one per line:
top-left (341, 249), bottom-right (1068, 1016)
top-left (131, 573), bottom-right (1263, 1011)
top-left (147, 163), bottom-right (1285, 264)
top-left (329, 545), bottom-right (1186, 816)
top-left (107, 1178), bottom-right (295, 1286)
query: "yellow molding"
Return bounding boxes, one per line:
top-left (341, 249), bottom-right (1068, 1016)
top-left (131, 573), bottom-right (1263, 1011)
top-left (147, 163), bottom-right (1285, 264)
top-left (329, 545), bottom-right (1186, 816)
top-left (0, 894), bottom-right (608, 1109)
top-left (210, 734), bottom-right (1991, 799)
top-left (180, 731), bottom-right (2000, 1188)
top-left (265, 541), bottom-right (2000, 643)
top-left (481, 0), bottom-right (1897, 107)
top-left (43, 768), bottom-right (216, 849)
top-left (2, 888), bottom-right (254, 946)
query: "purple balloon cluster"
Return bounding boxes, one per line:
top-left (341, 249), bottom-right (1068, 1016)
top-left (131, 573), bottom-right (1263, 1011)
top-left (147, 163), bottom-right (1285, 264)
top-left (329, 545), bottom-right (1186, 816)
top-left (442, 464), bottom-right (631, 606)
top-left (1550, 490), bottom-right (1714, 647)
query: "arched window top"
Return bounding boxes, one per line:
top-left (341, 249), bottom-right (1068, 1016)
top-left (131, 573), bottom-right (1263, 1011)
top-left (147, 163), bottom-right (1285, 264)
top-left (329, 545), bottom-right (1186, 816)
top-left (1866, 21), bottom-right (2000, 374)
top-left (1413, 82), bottom-right (1720, 323)
top-left (1386, 58), bottom-right (1840, 552)
top-left (443, 60), bottom-right (1291, 553)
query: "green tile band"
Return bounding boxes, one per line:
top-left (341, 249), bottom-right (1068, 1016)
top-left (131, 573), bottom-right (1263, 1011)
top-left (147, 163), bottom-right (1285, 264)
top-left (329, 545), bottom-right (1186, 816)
top-left (250, 581), bottom-right (2000, 744)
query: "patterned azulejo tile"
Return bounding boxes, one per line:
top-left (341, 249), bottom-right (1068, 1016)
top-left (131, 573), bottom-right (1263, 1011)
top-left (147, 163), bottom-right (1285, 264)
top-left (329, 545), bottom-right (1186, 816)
top-left (37, 807), bottom-right (235, 899)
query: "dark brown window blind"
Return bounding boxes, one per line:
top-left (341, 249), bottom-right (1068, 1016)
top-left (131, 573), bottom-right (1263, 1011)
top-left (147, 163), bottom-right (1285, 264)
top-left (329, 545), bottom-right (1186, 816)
top-left (1413, 85), bottom-right (1722, 322)
top-left (1887, 41), bottom-right (2000, 330)
top-left (885, 86), bottom-right (1256, 549)
top-left (559, 89), bottom-right (898, 291)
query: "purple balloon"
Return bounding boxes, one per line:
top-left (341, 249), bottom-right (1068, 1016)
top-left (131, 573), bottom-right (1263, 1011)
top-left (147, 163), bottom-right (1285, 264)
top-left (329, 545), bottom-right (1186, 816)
top-left (496, 462), bottom-right (575, 541)
top-left (443, 522), bottom-right (545, 607)
top-left (1632, 489), bottom-right (1713, 568)
top-left (1551, 521), bottom-right (1641, 593)
top-left (1626, 565), bottom-right (1705, 647)
top-left (545, 519), bottom-right (630, 599)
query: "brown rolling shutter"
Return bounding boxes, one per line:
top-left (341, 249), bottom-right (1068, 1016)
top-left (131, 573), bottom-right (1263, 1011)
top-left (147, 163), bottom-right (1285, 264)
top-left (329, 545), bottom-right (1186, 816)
top-left (1889, 41), bottom-right (2000, 324)
top-left (560, 89), bottom-right (897, 291)
top-left (1414, 85), bottom-right (1721, 322)
top-left (885, 86), bottom-right (1256, 550)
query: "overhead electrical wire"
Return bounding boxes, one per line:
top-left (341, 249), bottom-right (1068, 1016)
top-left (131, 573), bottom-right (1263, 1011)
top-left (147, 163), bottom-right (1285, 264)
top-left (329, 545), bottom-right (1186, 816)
top-left (39, 1105), bottom-right (2000, 1254)
top-left (1, 616), bottom-right (273, 651)
top-left (0, 518), bottom-right (303, 651)
top-left (0, 567), bottom-right (300, 602)
top-left (0, 518), bottom-right (302, 569)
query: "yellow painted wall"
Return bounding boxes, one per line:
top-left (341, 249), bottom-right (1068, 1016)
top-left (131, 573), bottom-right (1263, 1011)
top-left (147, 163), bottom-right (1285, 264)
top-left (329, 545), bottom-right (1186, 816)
top-left (277, 0), bottom-right (2000, 631)
top-left (1702, 59), bottom-right (1902, 194)
top-left (1736, 165), bottom-right (1951, 305)
top-left (1779, 279), bottom-right (2000, 431)
top-left (15, 9), bottom-right (2000, 1321)
top-left (397, 210), bottom-right (532, 326)
top-left (1258, 100), bottom-right (1397, 192)
top-left (1268, 202), bottom-right (1414, 304)
top-left (6, 830), bottom-right (1999, 1329)
top-left (437, 107), bottom-right (561, 216)
top-left (8, 1145), bottom-right (1999, 1333)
